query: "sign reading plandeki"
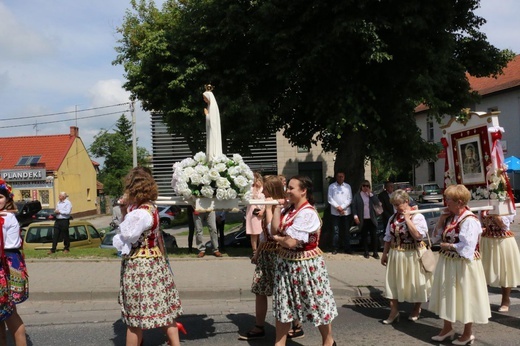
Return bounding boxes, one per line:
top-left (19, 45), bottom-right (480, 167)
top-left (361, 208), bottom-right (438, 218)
top-left (0, 169), bottom-right (46, 182)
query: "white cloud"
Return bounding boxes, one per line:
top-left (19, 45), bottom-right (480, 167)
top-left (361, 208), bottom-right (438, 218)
top-left (0, 2), bottom-right (55, 62)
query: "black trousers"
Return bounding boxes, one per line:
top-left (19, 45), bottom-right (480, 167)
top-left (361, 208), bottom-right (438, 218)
top-left (216, 219), bottom-right (225, 252)
top-left (52, 219), bottom-right (70, 252)
top-left (361, 220), bottom-right (378, 255)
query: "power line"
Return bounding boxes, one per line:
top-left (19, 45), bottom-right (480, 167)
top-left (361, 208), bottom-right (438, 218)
top-left (0, 110), bottom-right (129, 129)
top-left (0, 102), bottom-right (131, 121)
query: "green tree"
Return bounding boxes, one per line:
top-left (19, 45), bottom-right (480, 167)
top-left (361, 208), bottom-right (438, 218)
top-left (114, 0), bottom-right (513, 191)
top-left (89, 114), bottom-right (149, 196)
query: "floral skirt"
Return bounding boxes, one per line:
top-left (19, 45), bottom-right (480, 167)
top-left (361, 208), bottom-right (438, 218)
top-left (480, 236), bottom-right (520, 288)
top-left (429, 255), bottom-right (491, 324)
top-left (385, 248), bottom-right (432, 302)
top-left (273, 255), bottom-right (337, 326)
top-left (251, 245), bottom-right (277, 296)
top-left (119, 254), bottom-right (183, 329)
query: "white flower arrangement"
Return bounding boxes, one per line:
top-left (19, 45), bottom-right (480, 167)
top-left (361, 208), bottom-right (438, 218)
top-left (172, 152), bottom-right (254, 200)
top-left (471, 169), bottom-right (508, 202)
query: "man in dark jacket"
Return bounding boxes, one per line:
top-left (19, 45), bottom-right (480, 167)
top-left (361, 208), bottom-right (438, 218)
top-left (378, 181), bottom-right (395, 230)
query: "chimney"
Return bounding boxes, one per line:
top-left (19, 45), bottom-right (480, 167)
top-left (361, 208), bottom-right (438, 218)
top-left (70, 126), bottom-right (79, 137)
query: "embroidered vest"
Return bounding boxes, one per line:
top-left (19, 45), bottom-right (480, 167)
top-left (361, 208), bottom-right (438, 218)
top-left (278, 202), bottom-right (323, 260)
top-left (481, 212), bottom-right (514, 239)
top-left (439, 209), bottom-right (480, 259)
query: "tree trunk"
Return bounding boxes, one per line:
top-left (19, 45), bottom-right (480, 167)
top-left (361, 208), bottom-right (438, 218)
top-left (334, 130), bottom-right (367, 193)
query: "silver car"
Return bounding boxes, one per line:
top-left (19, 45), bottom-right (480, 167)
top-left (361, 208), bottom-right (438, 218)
top-left (409, 183), bottom-right (443, 203)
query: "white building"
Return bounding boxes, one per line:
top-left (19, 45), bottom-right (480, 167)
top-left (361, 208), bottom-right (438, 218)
top-left (414, 55), bottom-right (520, 190)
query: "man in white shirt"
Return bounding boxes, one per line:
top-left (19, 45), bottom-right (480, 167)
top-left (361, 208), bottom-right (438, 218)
top-left (48, 191), bottom-right (72, 254)
top-left (327, 171), bottom-right (353, 254)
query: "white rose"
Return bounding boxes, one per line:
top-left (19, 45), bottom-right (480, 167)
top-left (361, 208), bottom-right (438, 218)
top-left (227, 166), bottom-right (240, 177)
top-left (233, 153), bottom-right (243, 163)
top-left (214, 154), bottom-right (228, 163)
top-left (215, 188), bottom-right (227, 200)
top-left (213, 163), bottom-right (227, 172)
top-left (195, 164), bottom-right (209, 175)
top-left (194, 152), bottom-right (207, 163)
top-left (182, 158), bottom-right (196, 167)
top-left (227, 188), bottom-right (237, 199)
top-left (208, 169), bottom-right (221, 181)
top-left (184, 167), bottom-right (195, 177)
top-left (190, 173), bottom-right (203, 185)
top-left (216, 177), bottom-right (231, 189)
top-left (201, 185), bottom-right (215, 198)
top-left (490, 192), bottom-right (498, 200)
top-left (234, 175), bottom-right (250, 189)
top-left (201, 173), bottom-right (212, 185)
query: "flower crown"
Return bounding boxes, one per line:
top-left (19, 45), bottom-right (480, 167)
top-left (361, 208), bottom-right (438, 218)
top-left (0, 179), bottom-right (14, 199)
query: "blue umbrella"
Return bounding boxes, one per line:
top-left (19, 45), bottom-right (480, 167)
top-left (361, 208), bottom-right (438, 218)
top-left (504, 156), bottom-right (520, 172)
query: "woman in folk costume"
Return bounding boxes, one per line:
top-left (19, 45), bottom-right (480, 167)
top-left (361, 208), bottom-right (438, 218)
top-left (240, 175), bottom-right (287, 341)
top-left (202, 84), bottom-right (223, 160)
top-left (429, 184), bottom-right (490, 345)
top-left (380, 189), bottom-right (431, 324)
top-left (0, 180), bottom-right (28, 346)
top-left (113, 167), bottom-right (183, 346)
top-left (271, 175), bottom-right (337, 346)
top-left (480, 209), bottom-right (520, 312)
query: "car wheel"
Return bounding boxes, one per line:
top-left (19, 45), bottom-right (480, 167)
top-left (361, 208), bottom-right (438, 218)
top-left (160, 218), bottom-right (171, 228)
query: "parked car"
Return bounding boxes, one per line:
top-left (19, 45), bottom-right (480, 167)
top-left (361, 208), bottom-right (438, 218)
top-left (32, 208), bottom-right (56, 221)
top-left (22, 220), bottom-right (103, 251)
top-left (409, 183), bottom-right (443, 203)
top-left (158, 205), bottom-right (181, 228)
top-left (100, 229), bottom-right (178, 251)
top-left (348, 217), bottom-right (386, 250)
top-left (15, 200), bottom-right (42, 227)
top-left (205, 224), bottom-right (250, 251)
top-left (394, 182), bottom-right (413, 193)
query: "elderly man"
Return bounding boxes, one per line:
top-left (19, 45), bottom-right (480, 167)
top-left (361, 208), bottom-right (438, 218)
top-left (328, 171), bottom-right (353, 254)
top-left (48, 191), bottom-right (72, 254)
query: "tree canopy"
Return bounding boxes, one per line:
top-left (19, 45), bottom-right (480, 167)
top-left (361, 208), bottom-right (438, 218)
top-left (113, 0), bottom-right (514, 190)
top-left (89, 114), bottom-right (149, 196)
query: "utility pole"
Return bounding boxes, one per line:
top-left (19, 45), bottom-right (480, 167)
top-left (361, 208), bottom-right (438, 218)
top-left (131, 101), bottom-right (137, 167)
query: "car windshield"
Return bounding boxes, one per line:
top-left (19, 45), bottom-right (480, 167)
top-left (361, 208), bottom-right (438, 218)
top-left (424, 184), bottom-right (440, 192)
top-left (102, 232), bottom-right (115, 245)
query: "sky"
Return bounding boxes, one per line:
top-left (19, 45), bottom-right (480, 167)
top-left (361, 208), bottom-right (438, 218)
top-left (0, 0), bottom-right (519, 168)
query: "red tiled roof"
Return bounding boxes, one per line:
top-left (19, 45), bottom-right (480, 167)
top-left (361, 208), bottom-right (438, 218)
top-left (467, 54), bottom-right (520, 95)
top-left (0, 134), bottom-right (76, 171)
top-left (415, 55), bottom-right (520, 113)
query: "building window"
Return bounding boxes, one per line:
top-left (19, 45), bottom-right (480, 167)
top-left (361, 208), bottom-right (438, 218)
top-left (16, 156), bottom-right (41, 166)
top-left (20, 190), bottom-right (31, 200)
top-left (428, 162), bottom-right (435, 182)
top-left (427, 121), bottom-right (434, 142)
top-left (87, 188), bottom-right (91, 201)
top-left (40, 190), bottom-right (49, 205)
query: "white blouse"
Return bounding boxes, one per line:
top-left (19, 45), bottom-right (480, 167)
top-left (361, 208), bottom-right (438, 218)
top-left (113, 209), bottom-right (153, 255)
top-left (285, 208), bottom-right (321, 243)
top-left (2, 213), bottom-right (22, 249)
top-left (383, 213), bottom-right (428, 243)
top-left (453, 214), bottom-right (482, 260)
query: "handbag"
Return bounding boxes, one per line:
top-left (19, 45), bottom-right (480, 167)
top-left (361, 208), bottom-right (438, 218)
top-left (416, 232), bottom-right (437, 273)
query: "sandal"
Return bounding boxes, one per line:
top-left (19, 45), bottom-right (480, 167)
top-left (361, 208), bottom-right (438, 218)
top-left (238, 325), bottom-right (265, 340)
top-left (287, 324), bottom-right (304, 339)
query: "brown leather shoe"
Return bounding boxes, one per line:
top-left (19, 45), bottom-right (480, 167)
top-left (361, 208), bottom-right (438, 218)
top-left (213, 251), bottom-right (222, 257)
top-left (47, 251), bottom-right (55, 255)
top-left (197, 251), bottom-right (206, 258)
top-left (63, 250), bottom-right (70, 254)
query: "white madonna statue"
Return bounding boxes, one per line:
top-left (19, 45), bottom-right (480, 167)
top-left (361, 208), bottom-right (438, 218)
top-left (203, 84), bottom-right (222, 160)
